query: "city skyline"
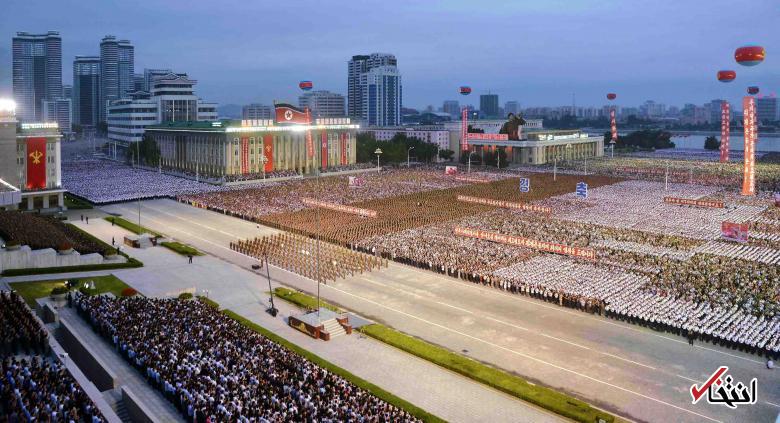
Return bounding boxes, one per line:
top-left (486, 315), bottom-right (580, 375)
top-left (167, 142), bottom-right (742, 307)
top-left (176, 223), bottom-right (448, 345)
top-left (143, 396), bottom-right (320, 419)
top-left (1, 0), bottom-right (778, 111)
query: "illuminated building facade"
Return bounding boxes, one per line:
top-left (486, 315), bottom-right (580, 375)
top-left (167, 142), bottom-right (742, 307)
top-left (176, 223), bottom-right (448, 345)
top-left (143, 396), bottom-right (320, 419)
top-left (145, 117), bottom-right (358, 178)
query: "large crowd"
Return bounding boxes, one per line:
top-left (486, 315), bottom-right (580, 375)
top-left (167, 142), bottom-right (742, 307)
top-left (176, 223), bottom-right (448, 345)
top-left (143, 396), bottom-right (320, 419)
top-left (62, 159), bottom-right (222, 204)
top-left (1, 291), bottom-right (105, 422)
top-left (74, 294), bottom-right (420, 422)
top-left (0, 211), bottom-right (108, 254)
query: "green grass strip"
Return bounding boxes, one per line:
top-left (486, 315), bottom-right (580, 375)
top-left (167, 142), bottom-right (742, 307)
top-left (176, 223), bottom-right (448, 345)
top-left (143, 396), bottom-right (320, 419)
top-left (273, 287), bottom-right (340, 312)
top-left (9, 275), bottom-right (131, 307)
top-left (160, 241), bottom-right (203, 256)
top-left (361, 324), bottom-right (616, 423)
top-left (103, 216), bottom-right (163, 237)
top-left (64, 194), bottom-right (93, 209)
top-left (222, 309), bottom-right (443, 423)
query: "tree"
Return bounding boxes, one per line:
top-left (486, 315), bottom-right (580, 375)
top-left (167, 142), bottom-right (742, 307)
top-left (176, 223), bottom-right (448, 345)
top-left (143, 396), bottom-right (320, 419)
top-left (467, 125), bottom-right (484, 133)
top-left (439, 149), bottom-right (455, 161)
top-left (704, 136), bottom-right (720, 150)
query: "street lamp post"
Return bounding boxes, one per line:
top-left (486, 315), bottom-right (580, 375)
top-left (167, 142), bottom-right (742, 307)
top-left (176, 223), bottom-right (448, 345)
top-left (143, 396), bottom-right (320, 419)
top-left (374, 148), bottom-right (383, 171)
top-left (407, 146), bottom-right (414, 168)
top-left (252, 256), bottom-right (277, 316)
top-left (468, 150), bottom-right (477, 173)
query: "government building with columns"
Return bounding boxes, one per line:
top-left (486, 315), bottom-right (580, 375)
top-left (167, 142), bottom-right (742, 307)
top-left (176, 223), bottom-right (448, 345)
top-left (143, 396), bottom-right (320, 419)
top-left (145, 117), bottom-right (358, 178)
top-left (463, 129), bottom-right (604, 165)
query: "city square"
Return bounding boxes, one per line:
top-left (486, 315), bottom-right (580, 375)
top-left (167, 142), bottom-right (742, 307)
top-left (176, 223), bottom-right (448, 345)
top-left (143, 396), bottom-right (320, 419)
top-left (1, 1), bottom-right (779, 423)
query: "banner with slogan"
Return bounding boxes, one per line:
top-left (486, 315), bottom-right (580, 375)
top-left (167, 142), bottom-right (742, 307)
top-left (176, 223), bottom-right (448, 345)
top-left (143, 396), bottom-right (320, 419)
top-left (456, 195), bottom-right (551, 213)
top-left (321, 132), bottom-right (328, 169)
top-left (610, 108), bottom-right (617, 142)
top-left (26, 137), bottom-right (47, 189)
top-left (721, 221), bottom-right (749, 243)
top-left (664, 197), bottom-right (724, 209)
top-left (465, 133), bottom-right (509, 141)
top-left (305, 108), bottom-right (314, 158)
top-left (455, 175), bottom-right (492, 184)
top-left (302, 198), bottom-right (377, 218)
top-left (263, 135), bottom-right (274, 173)
top-left (454, 227), bottom-right (596, 260)
top-left (742, 96), bottom-right (756, 196)
top-left (720, 101), bottom-right (730, 163)
top-left (340, 133), bottom-right (347, 165)
top-left (348, 176), bottom-right (365, 188)
top-left (445, 166), bottom-right (458, 175)
top-left (240, 137), bottom-right (249, 174)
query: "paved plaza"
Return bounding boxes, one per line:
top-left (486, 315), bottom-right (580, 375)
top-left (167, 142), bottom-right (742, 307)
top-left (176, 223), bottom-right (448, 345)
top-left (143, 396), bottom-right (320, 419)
top-left (91, 198), bottom-right (780, 423)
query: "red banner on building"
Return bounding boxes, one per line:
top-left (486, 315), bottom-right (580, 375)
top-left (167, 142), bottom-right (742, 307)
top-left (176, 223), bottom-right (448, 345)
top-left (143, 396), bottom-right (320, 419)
top-left (340, 133), bottom-right (347, 165)
top-left (26, 137), bottom-right (47, 189)
top-left (454, 227), bottom-right (596, 260)
top-left (742, 96), bottom-right (756, 196)
top-left (610, 108), bottom-right (617, 142)
top-left (663, 197), bottom-right (724, 208)
top-left (240, 137), bottom-right (249, 174)
top-left (456, 195), bottom-right (551, 213)
top-left (302, 198), bottom-right (377, 218)
top-left (263, 135), bottom-right (274, 173)
top-left (721, 221), bottom-right (749, 243)
top-left (720, 102), bottom-right (730, 163)
top-left (466, 133), bottom-right (509, 141)
top-left (321, 132), bottom-right (328, 169)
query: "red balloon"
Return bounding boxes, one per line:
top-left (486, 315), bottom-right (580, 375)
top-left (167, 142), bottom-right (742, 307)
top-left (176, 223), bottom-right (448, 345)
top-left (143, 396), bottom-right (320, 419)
top-left (747, 86), bottom-right (759, 95)
top-left (298, 80), bottom-right (313, 91)
top-left (606, 93), bottom-right (617, 100)
top-left (459, 86), bottom-right (472, 95)
top-left (717, 70), bottom-right (736, 82)
top-left (735, 46), bottom-right (765, 66)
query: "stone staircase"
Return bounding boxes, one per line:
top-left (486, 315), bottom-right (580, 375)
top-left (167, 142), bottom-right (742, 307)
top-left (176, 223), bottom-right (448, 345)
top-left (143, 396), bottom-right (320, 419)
top-left (102, 389), bottom-right (131, 423)
top-left (322, 318), bottom-right (347, 339)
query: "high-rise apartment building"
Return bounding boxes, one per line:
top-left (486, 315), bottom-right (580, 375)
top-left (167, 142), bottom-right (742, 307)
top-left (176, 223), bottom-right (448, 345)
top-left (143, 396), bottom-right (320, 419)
top-left (299, 90), bottom-right (346, 117)
top-left (99, 36), bottom-right (134, 123)
top-left (43, 98), bottom-right (72, 133)
top-left (348, 53), bottom-right (400, 125)
top-left (106, 71), bottom-right (217, 144)
top-left (709, 99), bottom-right (726, 124)
top-left (480, 94), bottom-right (499, 118)
top-left (757, 96), bottom-right (778, 123)
top-left (442, 100), bottom-right (460, 118)
top-left (361, 65), bottom-right (402, 126)
top-left (12, 31), bottom-right (63, 122)
top-left (133, 74), bottom-right (145, 92)
top-left (73, 56), bottom-right (101, 126)
top-left (242, 104), bottom-right (273, 120)
top-left (62, 85), bottom-right (72, 99)
top-left (504, 101), bottom-right (520, 116)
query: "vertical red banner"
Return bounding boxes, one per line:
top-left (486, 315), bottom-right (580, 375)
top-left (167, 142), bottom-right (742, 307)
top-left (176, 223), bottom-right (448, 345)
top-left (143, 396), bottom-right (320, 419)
top-left (720, 102), bottom-right (730, 163)
top-left (240, 137), bottom-right (249, 174)
top-left (321, 132), bottom-right (328, 169)
top-left (340, 133), bottom-right (347, 165)
top-left (26, 137), bottom-right (47, 189)
top-left (742, 96), bottom-right (756, 196)
top-left (263, 135), bottom-right (274, 173)
top-left (461, 107), bottom-right (469, 151)
top-left (305, 108), bottom-right (314, 158)
top-left (610, 108), bottom-right (617, 142)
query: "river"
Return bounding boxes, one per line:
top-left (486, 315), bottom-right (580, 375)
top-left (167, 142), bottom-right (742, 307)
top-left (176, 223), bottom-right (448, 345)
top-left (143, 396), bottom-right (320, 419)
top-left (670, 134), bottom-right (780, 152)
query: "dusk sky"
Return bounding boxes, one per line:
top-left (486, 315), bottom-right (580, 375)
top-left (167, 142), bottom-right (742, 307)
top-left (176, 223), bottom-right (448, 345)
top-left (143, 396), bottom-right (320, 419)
top-left (1, 0), bottom-right (778, 110)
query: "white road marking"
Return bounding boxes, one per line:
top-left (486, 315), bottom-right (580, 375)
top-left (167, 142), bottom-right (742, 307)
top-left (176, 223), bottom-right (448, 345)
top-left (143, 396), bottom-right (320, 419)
top-left (675, 374), bottom-right (699, 383)
top-left (321, 282), bottom-right (723, 423)
top-left (766, 401), bottom-right (780, 408)
top-left (600, 352), bottom-right (656, 370)
top-left (436, 301), bottom-right (473, 314)
top-left (391, 265), bottom-right (765, 365)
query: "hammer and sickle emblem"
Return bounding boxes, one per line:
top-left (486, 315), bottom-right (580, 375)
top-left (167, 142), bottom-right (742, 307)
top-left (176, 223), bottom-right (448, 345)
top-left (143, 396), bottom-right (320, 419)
top-left (29, 150), bottom-right (43, 164)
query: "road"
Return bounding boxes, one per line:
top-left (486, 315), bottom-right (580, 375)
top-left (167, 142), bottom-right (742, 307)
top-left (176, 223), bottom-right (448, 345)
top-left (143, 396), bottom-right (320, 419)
top-left (103, 199), bottom-right (780, 423)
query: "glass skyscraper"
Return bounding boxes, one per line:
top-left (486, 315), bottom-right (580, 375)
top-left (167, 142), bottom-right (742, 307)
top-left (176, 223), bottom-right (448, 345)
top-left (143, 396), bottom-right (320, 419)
top-left (99, 35), bottom-right (134, 123)
top-left (348, 53), bottom-right (401, 126)
top-left (12, 31), bottom-right (62, 122)
top-left (73, 56), bottom-right (101, 126)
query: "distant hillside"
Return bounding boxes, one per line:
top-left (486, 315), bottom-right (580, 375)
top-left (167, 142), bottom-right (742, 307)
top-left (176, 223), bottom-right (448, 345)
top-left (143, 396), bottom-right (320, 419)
top-left (217, 104), bottom-right (242, 119)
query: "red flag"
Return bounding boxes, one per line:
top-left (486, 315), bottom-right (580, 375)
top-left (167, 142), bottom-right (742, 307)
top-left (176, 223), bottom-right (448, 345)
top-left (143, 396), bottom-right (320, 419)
top-left (321, 132), bottom-right (328, 169)
top-left (275, 104), bottom-right (310, 124)
top-left (263, 135), bottom-right (274, 173)
top-left (26, 138), bottom-right (47, 189)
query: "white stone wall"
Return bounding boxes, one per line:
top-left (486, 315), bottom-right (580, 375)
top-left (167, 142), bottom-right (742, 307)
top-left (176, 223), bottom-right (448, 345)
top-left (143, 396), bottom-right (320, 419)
top-left (0, 245), bottom-right (110, 272)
